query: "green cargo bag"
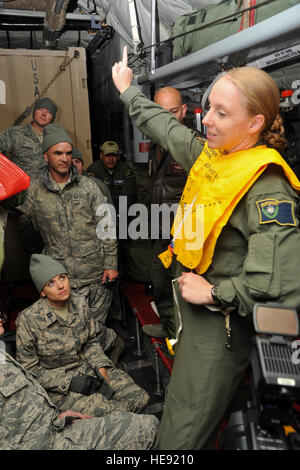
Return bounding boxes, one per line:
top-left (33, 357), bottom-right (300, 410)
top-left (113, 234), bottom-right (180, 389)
top-left (172, 0), bottom-right (299, 60)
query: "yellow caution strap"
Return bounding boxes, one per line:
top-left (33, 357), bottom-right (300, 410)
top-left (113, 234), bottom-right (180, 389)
top-left (158, 244), bottom-right (174, 269)
top-left (284, 425), bottom-right (296, 436)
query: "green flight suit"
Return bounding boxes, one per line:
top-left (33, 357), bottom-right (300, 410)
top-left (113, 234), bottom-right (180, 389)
top-left (120, 86), bottom-right (300, 449)
top-left (81, 168), bottom-right (114, 205)
top-left (87, 159), bottom-right (137, 212)
top-left (87, 159), bottom-right (137, 320)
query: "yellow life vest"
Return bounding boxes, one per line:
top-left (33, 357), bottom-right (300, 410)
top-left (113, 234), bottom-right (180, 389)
top-left (159, 143), bottom-right (300, 274)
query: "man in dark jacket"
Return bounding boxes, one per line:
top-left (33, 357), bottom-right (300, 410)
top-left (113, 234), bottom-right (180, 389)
top-left (72, 147), bottom-right (113, 204)
top-left (87, 141), bottom-right (137, 213)
top-left (143, 87), bottom-right (188, 340)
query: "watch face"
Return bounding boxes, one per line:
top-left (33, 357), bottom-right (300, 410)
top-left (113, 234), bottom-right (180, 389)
top-left (211, 285), bottom-right (221, 305)
top-left (212, 286), bottom-right (218, 296)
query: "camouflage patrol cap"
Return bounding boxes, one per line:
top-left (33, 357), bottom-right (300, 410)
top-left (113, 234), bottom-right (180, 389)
top-left (102, 141), bottom-right (119, 156)
top-left (30, 254), bottom-right (68, 293)
top-left (33, 97), bottom-right (57, 122)
top-left (72, 148), bottom-right (83, 162)
top-left (42, 124), bottom-right (73, 153)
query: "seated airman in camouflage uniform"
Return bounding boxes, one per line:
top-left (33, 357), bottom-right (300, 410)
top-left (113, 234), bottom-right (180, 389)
top-left (0, 97), bottom-right (57, 180)
top-left (15, 254), bottom-right (150, 417)
top-left (14, 124), bottom-right (118, 327)
top-left (0, 318), bottom-right (159, 450)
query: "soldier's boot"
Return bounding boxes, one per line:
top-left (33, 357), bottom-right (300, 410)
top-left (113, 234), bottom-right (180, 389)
top-left (142, 323), bottom-right (166, 338)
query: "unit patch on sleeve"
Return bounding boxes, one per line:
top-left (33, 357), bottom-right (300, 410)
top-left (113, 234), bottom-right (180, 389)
top-left (256, 199), bottom-right (296, 226)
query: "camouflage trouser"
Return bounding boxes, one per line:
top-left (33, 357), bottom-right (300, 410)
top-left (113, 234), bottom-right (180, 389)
top-left (73, 280), bottom-right (113, 326)
top-left (54, 367), bottom-right (150, 417)
top-left (53, 411), bottom-right (159, 450)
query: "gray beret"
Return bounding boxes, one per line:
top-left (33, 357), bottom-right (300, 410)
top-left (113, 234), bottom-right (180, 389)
top-left (42, 124), bottom-right (73, 153)
top-left (33, 97), bottom-right (57, 122)
top-left (30, 254), bottom-right (68, 293)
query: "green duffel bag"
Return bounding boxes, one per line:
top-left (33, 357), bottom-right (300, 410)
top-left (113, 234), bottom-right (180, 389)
top-left (172, 0), bottom-right (299, 60)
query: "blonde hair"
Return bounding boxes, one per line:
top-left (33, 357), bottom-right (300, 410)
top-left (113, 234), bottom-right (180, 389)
top-left (225, 67), bottom-right (287, 150)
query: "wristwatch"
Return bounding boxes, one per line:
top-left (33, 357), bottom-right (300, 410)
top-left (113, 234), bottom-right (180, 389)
top-left (211, 285), bottom-right (222, 307)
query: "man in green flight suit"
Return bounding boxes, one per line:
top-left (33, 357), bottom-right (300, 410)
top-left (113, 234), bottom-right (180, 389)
top-left (72, 147), bottom-right (114, 204)
top-left (143, 87), bottom-right (188, 341)
top-left (88, 141), bottom-right (138, 327)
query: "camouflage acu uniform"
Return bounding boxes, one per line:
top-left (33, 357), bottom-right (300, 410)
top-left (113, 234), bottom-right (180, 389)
top-left (81, 169), bottom-right (114, 204)
top-left (0, 353), bottom-right (159, 450)
top-left (15, 293), bottom-right (149, 415)
top-left (17, 166), bottom-right (117, 325)
top-left (0, 123), bottom-right (47, 179)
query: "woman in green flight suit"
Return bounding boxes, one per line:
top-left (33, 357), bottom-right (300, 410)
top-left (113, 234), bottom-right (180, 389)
top-left (111, 47), bottom-right (300, 449)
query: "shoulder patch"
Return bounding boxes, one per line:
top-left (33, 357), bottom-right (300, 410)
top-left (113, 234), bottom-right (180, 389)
top-left (256, 199), bottom-right (296, 226)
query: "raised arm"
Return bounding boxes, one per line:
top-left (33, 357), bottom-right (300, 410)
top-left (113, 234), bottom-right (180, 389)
top-left (112, 47), bottom-right (204, 173)
top-left (111, 45), bottom-right (134, 94)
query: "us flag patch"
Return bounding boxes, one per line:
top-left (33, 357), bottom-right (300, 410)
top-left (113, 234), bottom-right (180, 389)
top-left (256, 199), bottom-right (296, 226)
